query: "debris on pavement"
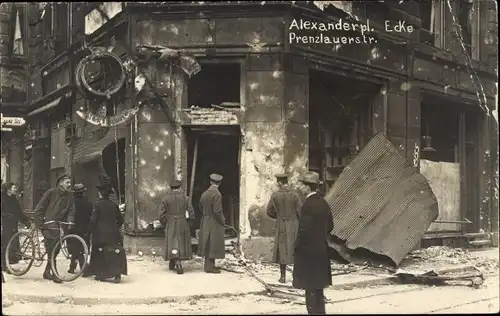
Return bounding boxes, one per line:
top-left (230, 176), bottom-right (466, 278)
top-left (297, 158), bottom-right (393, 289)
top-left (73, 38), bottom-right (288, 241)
top-left (395, 266), bottom-right (485, 289)
top-left (401, 246), bottom-right (499, 273)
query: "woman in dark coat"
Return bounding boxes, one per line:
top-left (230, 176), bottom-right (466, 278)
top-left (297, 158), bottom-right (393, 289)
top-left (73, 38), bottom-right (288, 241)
top-left (1, 182), bottom-right (30, 272)
top-left (293, 172), bottom-right (334, 315)
top-left (86, 181), bottom-right (127, 283)
top-left (159, 179), bottom-right (195, 274)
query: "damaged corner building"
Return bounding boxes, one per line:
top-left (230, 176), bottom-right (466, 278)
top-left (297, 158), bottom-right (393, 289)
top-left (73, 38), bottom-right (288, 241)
top-left (0, 2), bottom-right (498, 260)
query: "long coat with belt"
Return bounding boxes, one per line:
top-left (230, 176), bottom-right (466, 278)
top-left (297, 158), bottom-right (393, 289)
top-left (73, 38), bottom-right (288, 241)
top-left (160, 190), bottom-right (195, 261)
top-left (292, 193), bottom-right (334, 291)
top-left (197, 185), bottom-right (225, 259)
top-left (266, 187), bottom-right (302, 264)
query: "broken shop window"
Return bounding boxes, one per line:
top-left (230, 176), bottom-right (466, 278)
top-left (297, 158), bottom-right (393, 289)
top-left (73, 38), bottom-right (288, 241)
top-left (187, 62), bottom-right (241, 109)
top-left (308, 69), bottom-right (380, 195)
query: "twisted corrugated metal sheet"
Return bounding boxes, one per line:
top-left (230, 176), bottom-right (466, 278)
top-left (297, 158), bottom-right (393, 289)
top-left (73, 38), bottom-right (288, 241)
top-left (325, 133), bottom-right (439, 267)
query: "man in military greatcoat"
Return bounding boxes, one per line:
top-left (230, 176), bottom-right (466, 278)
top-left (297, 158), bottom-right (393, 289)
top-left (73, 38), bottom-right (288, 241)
top-left (197, 173), bottom-right (225, 274)
top-left (266, 173), bottom-right (302, 283)
top-left (159, 179), bottom-right (195, 275)
top-left (293, 171), bottom-right (334, 315)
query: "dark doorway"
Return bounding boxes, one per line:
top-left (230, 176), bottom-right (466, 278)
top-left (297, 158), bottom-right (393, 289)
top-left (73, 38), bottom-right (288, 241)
top-left (185, 126), bottom-right (241, 233)
top-left (102, 138), bottom-right (126, 203)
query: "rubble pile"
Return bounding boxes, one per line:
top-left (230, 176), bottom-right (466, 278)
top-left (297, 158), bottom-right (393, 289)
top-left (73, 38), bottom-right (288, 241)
top-left (403, 246), bottom-right (499, 272)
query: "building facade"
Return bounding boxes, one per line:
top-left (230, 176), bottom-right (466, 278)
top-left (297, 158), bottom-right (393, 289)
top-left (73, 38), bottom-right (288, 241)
top-left (1, 1), bottom-right (497, 257)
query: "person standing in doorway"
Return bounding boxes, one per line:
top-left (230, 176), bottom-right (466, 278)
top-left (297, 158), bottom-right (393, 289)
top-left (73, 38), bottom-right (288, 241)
top-left (159, 179), bottom-right (195, 274)
top-left (33, 174), bottom-right (75, 283)
top-left (197, 173), bottom-right (225, 274)
top-left (67, 183), bottom-right (92, 274)
top-left (293, 171), bottom-right (334, 315)
top-left (88, 178), bottom-right (127, 283)
top-left (266, 174), bottom-right (302, 283)
top-left (1, 182), bottom-right (30, 273)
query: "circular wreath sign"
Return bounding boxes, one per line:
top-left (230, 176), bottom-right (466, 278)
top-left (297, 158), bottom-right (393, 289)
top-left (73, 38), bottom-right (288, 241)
top-left (76, 104), bottom-right (142, 127)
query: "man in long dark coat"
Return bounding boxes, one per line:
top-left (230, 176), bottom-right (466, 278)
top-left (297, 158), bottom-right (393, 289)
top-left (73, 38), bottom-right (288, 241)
top-left (1, 182), bottom-right (30, 272)
top-left (159, 179), bottom-right (195, 274)
top-left (266, 173), bottom-right (302, 283)
top-left (293, 171), bottom-right (334, 315)
top-left (67, 183), bottom-right (92, 274)
top-left (33, 173), bottom-right (75, 283)
top-left (197, 173), bottom-right (225, 274)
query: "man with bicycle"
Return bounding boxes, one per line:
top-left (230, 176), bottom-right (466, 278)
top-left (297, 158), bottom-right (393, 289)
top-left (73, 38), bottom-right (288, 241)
top-left (33, 173), bottom-right (76, 283)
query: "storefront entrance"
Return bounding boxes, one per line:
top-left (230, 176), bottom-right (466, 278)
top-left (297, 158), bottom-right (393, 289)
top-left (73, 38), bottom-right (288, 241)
top-left (184, 126), bottom-right (241, 233)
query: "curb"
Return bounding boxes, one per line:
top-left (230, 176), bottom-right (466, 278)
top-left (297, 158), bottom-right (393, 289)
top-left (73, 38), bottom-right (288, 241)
top-left (3, 290), bottom-right (268, 305)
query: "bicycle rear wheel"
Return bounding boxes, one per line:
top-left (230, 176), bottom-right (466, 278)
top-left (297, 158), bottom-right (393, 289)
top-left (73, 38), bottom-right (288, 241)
top-left (5, 231), bottom-right (36, 276)
top-left (51, 234), bottom-right (89, 282)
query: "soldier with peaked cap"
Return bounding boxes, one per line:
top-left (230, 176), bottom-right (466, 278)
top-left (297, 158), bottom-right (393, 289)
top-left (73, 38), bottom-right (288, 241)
top-left (293, 171), bottom-right (334, 315)
top-left (159, 178), bottom-right (195, 274)
top-left (197, 173), bottom-right (225, 273)
top-left (266, 173), bottom-right (302, 283)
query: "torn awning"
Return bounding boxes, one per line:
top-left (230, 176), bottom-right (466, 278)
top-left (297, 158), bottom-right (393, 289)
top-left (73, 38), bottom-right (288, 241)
top-left (27, 92), bottom-right (72, 117)
top-left (73, 127), bottom-right (128, 165)
top-left (325, 133), bottom-right (439, 267)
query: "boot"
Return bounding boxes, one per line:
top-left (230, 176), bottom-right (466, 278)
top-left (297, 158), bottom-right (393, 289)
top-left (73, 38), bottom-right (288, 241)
top-left (204, 258), bottom-right (220, 274)
top-left (279, 264), bottom-right (286, 283)
top-left (43, 265), bottom-right (62, 283)
top-left (176, 262), bottom-right (184, 275)
top-left (68, 260), bottom-right (77, 274)
top-left (113, 274), bottom-right (121, 283)
top-left (169, 259), bottom-right (176, 271)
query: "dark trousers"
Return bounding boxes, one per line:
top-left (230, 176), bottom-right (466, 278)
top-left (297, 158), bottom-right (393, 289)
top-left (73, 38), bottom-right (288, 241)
top-left (68, 236), bottom-right (89, 271)
top-left (305, 289), bottom-right (326, 315)
top-left (44, 238), bottom-right (61, 275)
top-left (204, 257), bottom-right (216, 271)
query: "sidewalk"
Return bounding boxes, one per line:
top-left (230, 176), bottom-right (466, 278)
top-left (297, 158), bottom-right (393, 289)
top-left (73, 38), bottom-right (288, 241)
top-left (2, 248), bottom-right (498, 305)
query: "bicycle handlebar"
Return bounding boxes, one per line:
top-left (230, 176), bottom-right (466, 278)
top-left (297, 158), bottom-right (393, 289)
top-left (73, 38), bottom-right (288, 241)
top-left (43, 220), bottom-right (74, 225)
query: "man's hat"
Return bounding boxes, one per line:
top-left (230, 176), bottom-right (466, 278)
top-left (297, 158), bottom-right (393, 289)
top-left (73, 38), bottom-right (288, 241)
top-left (275, 173), bottom-right (288, 180)
top-left (56, 173), bottom-right (70, 185)
top-left (210, 173), bottom-right (223, 182)
top-left (170, 179), bottom-right (182, 188)
top-left (96, 174), bottom-right (113, 193)
top-left (73, 183), bottom-right (87, 193)
top-left (300, 171), bottom-right (320, 185)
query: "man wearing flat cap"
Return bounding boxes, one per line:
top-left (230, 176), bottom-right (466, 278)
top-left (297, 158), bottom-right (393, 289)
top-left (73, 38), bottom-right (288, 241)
top-left (197, 173), bottom-right (225, 273)
top-left (159, 179), bottom-right (195, 274)
top-left (293, 171), bottom-right (334, 315)
top-left (33, 173), bottom-right (75, 283)
top-left (67, 183), bottom-right (93, 274)
top-left (266, 173), bottom-right (302, 283)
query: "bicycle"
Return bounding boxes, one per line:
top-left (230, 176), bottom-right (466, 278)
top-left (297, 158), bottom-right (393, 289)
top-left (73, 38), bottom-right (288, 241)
top-left (5, 220), bottom-right (89, 282)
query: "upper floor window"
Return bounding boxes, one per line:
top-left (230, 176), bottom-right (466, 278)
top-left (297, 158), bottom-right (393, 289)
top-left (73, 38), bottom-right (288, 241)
top-left (187, 62), bottom-right (241, 109)
top-left (458, 0), bottom-right (473, 56)
top-left (10, 5), bottom-right (26, 56)
top-left (420, 0), bottom-right (480, 60)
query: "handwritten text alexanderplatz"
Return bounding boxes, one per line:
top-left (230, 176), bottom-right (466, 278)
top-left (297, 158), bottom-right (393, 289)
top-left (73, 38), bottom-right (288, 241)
top-left (288, 18), bottom-right (414, 45)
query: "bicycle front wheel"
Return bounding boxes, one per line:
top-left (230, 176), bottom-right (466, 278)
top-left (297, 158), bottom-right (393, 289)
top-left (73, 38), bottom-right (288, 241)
top-left (51, 234), bottom-right (89, 282)
top-left (5, 231), bottom-right (36, 276)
